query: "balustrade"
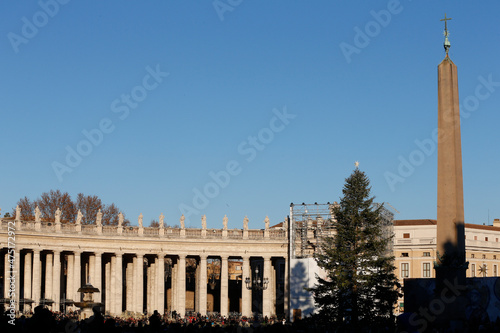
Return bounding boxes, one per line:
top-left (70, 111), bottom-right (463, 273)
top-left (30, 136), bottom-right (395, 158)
top-left (143, 227), bottom-right (159, 236)
top-left (103, 226), bottom-right (117, 234)
top-left (248, 230), bottom-right (264, 239)
top-left (0, 219), bottom-right (286, 240)
top-left (228, 229), bottom-right (243, 239)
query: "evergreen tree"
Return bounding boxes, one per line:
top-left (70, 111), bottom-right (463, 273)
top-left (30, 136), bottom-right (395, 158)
top-left (310, 168), bottom-right (401, 327)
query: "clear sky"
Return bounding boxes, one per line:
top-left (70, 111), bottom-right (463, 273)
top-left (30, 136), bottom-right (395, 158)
top-left (1, 1), bottom-right (499, 229)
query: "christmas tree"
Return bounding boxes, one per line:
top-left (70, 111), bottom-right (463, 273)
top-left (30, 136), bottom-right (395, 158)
top-left (310, 167), bottom-right (401, 328)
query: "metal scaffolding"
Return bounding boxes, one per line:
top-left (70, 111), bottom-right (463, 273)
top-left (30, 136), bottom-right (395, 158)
top-left (289, 202), bottom-right (397, 259)
top-left (289, 202), bottom-right (336, 259)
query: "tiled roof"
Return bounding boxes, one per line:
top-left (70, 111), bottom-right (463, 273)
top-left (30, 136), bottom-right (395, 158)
top-left (393, 219), bottom-right (500, 232)
top-left (393, 219), bottom-right (437, 226)
top-left (464, 223), bottom-right (500, 232)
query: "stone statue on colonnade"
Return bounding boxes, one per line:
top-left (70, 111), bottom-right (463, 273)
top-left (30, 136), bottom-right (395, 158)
top-left (201, 215), bottom-right (207, 229)
top-left (159, 213), bottom-right (165, 228)
top-left (54, 208), bottom-right (61, 223)
top-left (34, 206), bottom-right (41, 222)
top-left (96, 209), bottom-right (102, 226)
top-left (243, 216), bottom-right (249, 230)
top-left (223, 215), bottom-right (228, 230)
top-left (180, 214), bottom-right (185, 229)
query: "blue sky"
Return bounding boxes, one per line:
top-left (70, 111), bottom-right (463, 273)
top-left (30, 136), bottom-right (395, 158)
top-left (1, 1), bottom-right (499, 229)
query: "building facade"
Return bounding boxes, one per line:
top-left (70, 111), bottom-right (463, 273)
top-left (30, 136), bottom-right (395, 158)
top-left (394, 219), bottom-right (500, 312)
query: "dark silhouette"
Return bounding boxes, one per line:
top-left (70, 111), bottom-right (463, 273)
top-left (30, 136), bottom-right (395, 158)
top-left (83, 305), bottom-right (105, 333)
top-left (149, 310), bottom-right (161, 332)
top-left (26, 305), bottom-right (56, 333)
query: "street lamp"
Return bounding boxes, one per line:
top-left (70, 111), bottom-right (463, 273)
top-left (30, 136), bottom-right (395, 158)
top-left (209, 273), bottom-right (218, 290)
top-left (479, 264), bottom-right (488, 277)
top-left (245, 266), bottom-right (269, 290)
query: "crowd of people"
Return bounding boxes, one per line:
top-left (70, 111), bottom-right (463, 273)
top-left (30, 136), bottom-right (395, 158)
top-left (0, 306), bottom-right (323, 333)
top-left (6, 305), bottom-right (500, 332)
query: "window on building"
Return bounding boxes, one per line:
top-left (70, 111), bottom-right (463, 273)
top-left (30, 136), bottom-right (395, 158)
top-left (401, 263), bottom-right (409, 278)
top-left (474, 236), bottom-right (478, 240)
top-left (496, 238), bottom-right (499, 242)
top-left (471, 264), bottom-right (476, 277)
top-left (482, 254), bottom-right (486, 259)
top-left (423, 263), bottom-right (431, 278)
top-left (423, 252), bottom-right (431, 257)
top-left (401, 253), bottom-right (409, 257)
top-left (485, 237), bottom-right (489, 241)
top-left (494, 255), bottom-right (497, 260)
top-left (494, 265), bottom-right (498, 277)
top-left (471, 254), bottom-right (475, 259)
top-left (403, 233), bottom-right (410, 239)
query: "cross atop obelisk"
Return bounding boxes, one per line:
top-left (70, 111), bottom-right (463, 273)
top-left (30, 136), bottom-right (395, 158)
top-left (440, 13), bottom-right (452, 56)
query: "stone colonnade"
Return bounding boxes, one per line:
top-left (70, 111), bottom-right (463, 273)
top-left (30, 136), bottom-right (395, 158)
top-left (1, 248), bottom-right (286, 318)
top-left (0, 215), bottom-right (289, 318)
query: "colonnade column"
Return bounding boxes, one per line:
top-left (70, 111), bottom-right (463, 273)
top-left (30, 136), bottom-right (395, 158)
top-left (32, 250), bottom-right (41, 307)
top-left (23, 252), bottom-right (32, 312)
top-left (177, 254), bottom-right (186, 317)
top-left (271, 263), bottom-right (276, 317)
top-left (88, 254), bottom-right (95, 285)
top-left (3, 253), bottom-right (8, 300)
top-left (114, 253), bottom-right (123, 315)
top-left (147, 260), bottom-right (155, 314)
top-left (132, 256), bottom-right (137, 311)
top-left (241, 256), bottom-right (251, 317)
top-left (152, 260), bottom-right (157, 313)
top-left (220, 255), bottom-right (229, 317)
top-left (284, 257), bottom-right (289, 317)
top-left (171, 260), bottom-right (177, 312)
top-left (199, 255), bottom-right (208, 316)
top-left (45, 252), bottom-right (53, 306)
top-left (156, 254), bottom-right (165, 313)
top-left (152, 260), bottom-right (157, 312)
top-left (262, 256), bottom-right (272, 318)
top-left (108, 256), bottom-right (115, 313)
top-left (146, 264), bottom-right (150, 313)
top-left (66, 254), bottom-right (73, 306)
top-left (74, 251), bottom-right (81, 302)
top-left (195, 262), bottom-right (200, 313)
top-left (94, 252), bottom-right (102, 303)
top-left (53, 250), bottom-right (61, 312)
top-left (105, 258), bottom-right (111, 312)
top-left (126, 260), bottom-right (133, 312)
top-left (14, 250), bottom-right (20, 311)
top-left (136, 253), bottom-right (144, 314)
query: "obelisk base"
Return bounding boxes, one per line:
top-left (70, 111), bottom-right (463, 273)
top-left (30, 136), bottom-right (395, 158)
top-left (434, 263), bottom-right (468, 329)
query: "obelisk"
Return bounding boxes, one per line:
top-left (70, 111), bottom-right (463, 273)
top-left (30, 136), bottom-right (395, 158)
top-left (436, 13), bottom-right (466, 273)
top-left (435, 13), bottom-right (467, 324)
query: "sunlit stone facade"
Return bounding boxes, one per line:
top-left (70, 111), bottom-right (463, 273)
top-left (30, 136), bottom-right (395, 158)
top-left (394, 219), bottom-right (500, 312)
top-left (0, 214), bottom-right (287, 318)
top-left (4, 208), bottom-right (499, 319)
